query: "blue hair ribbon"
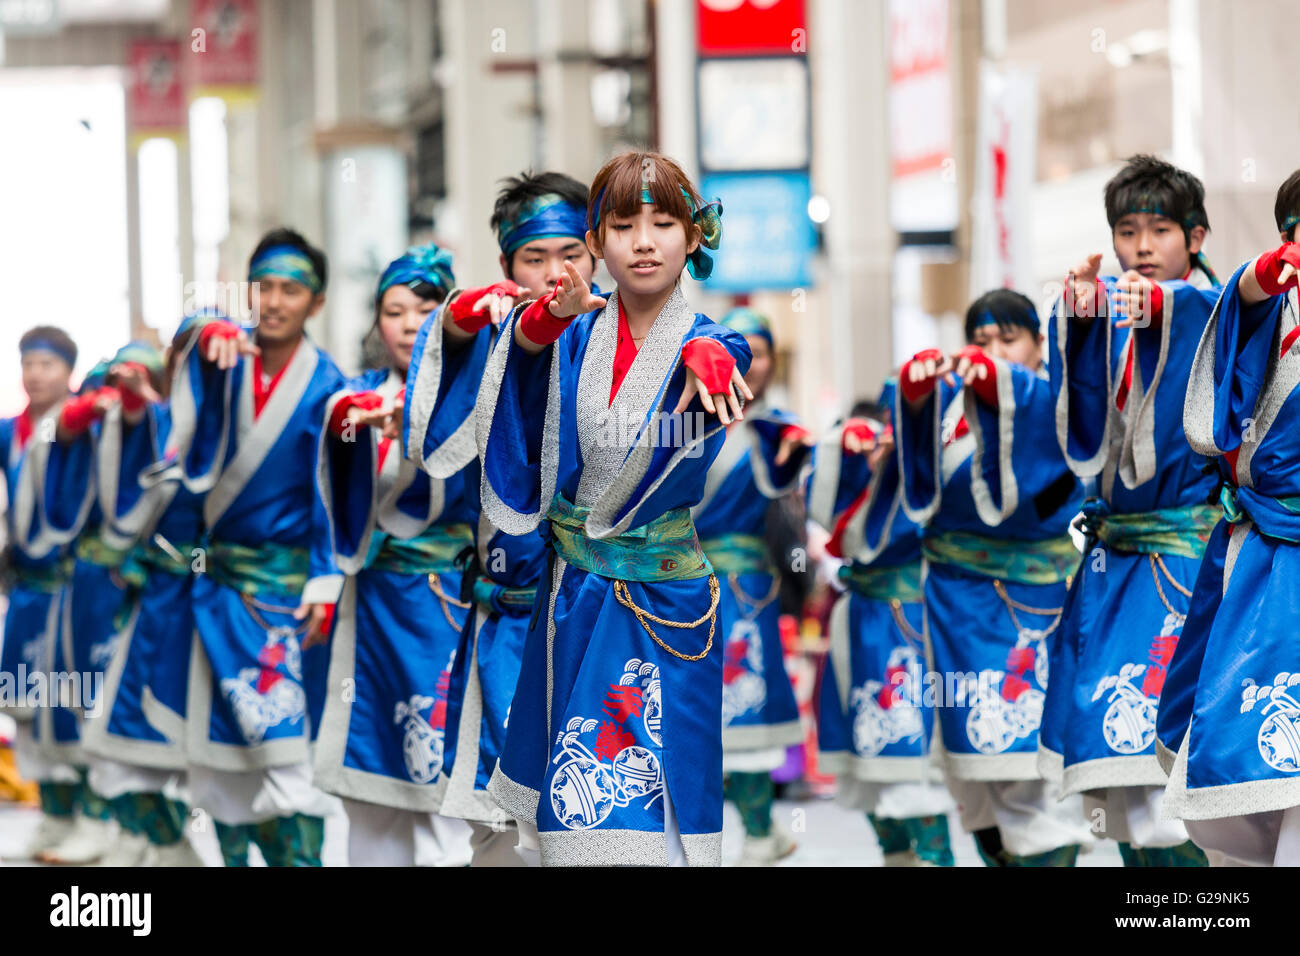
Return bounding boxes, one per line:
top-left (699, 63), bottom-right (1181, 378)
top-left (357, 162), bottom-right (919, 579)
top-left (377, 243), bottom-right (455, 301)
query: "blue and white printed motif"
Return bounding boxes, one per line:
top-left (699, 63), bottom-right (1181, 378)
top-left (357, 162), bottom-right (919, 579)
top-left (1157, 270), bottom-right (1300, 821)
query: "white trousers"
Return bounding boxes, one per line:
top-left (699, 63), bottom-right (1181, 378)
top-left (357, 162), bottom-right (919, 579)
top-left (836, 777), bottom-right (955, 819)
top-left (14, 720), bottom-right (78, 784)
top-left (342, 798), bottom-right (473, 867)
top-left (468, 821), bottom-right (525, 867)
top-left (949, 777), bottom-right (1095, 857)
top-left (1082, 785), bottom-right (1189, 848)
top-left (86, 756), bottom-right (173, 800)
top-left (188, 762), bottom-right (338, 825)
top-left (1186, 806), bottom-right (1300, 866)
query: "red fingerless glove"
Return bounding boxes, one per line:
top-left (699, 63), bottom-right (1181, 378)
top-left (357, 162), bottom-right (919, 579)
top-left (119, 388), bottom-right (146, 415)
top-left (60, 388), bottom-right (118, 435)
top-left (680, 337), bottom-right (736, 396)
top-left (448, 281), bottom-right (525, 333)
top-left (115, 362), bottom-right (152, 415)
top-left (197, 320), bottom-right (240, 359)
top-left (1254, 242), bottom-right (1300, 297)
top-left (320, 603), bottom-right (336, 637)
top-left (779, 423), bottom-right (811, 445)
top-left (841, 418), bottom-right (875, 453)
top-left (1146, 282), bottom-right (1164, 325)
top-left (517, 282), bottom-right (571, 346)
top-left (956, 345), bottom-right (999, 407)
top-left (328, 391), bottom-right (384, 437)
top-left (899, 348), bottom-right (945, 404)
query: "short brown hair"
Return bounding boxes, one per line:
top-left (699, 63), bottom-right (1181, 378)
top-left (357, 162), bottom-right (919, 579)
top-left (587, 151), bottom-right (702, 248)
top-left (1275, 169), bottom-right (1300, 241)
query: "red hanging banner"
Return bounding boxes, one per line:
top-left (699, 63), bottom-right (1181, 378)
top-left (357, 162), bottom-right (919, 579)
top-left (188, 0), bottom-right (260, 102)
top-left (128, 39), bottom-right (186, 143)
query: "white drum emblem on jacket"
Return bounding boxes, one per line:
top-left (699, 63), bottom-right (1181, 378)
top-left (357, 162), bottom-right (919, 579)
top-left (395, 694), bottom-right (443, 784)
top-left (1242, 672), bottom-right (1300, 773)
top-left (722, 619), bottom-right (766, 725)
top-left (1091, 612), bottom-right (1182, 756)
top-left (548, 658), bottom-right (665, 830)
top-left (850, 645), bottom-right (924, 757)
top-left (220, 625), bottom-right (305, 745)
top-left (394, 650), bottom-right (455, 784)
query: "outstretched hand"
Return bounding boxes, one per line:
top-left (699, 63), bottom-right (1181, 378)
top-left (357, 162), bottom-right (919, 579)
top-left (109, 362), bottom-right (162, 407)
top-left (673, 365), bottom-right (752, 426)
top-left (470, 284), bottom-right (529, 328)
top-left (546, 261), bottom-right (606, 320)
top-left (774, 427), bottom-right (816, 467)
top-left (206, 327), bottom-right (260, 370)
top-left (348, 395), bottom-right (405, 442)
top-left (952, 345), bottom-right (990, 387)
top-left (1114, 270), bottom-right (1157, 329)
top-left (867, 428), bottom-right (894, 470)
top-left (1066, 253), bottom-right (1104, 321)
top-left (906, 350), bottom-right (957, 391)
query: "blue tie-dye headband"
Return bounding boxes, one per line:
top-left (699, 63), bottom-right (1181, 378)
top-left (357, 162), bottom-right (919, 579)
top-left (972, 308), bottom-right (1039, 335)
top-left (112, 341), bottom-right (164, 378)
top-left (719, 307), bottom-right (773, 349)
top-left (497, 194), bottom-right (588, 257)
top-left (79, 358), bottom-right (112, 394)
top-left (248, 244), bottom-right (322, 293)
top-left (591, 185), bottom-right (723, 281)
top-left (377, 243), bottom-right (455, 301)
top-left (20, 337), bottom-right (76, 368)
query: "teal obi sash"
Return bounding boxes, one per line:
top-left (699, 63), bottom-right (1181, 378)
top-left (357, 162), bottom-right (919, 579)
top-left (1218, 484), bottom-right (1300, 544)
top-left (74, 530), bottom-right (134, 570)
top-left (139, 540), bottom-right (198, 577)
top-left (1075, 497), bottom-right (1220, 559)
top-left (9, 558), bottom-right (74, 594)
top-left (207, 539), bottom-right (309, 598)
top-left (117, 539), bottom-right (197, 590)
top-left (838, 560), bottom-right (924, 603)
top-left (471, 577), bottom-right (538, 617)
top-left (545, 494), bottom-right (712, 583)
top-left (700, 533), bottom-right (772, 576)
top-left (365, 523), bottom-right (473, 576)
top-left (923, 529), bottom-right (1078, 586)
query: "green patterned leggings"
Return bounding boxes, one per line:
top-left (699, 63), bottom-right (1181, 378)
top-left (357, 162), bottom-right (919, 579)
top-left (1118, 841), bottom-right (1208, 867)
top-left (38, 769), bottom-right (111, 821)
top-left (215, 814), bottom-right (325, 867)
top-left (723, 772), bottom-right (774, 838)
top-left (868, 813), bottom-right (955, 866)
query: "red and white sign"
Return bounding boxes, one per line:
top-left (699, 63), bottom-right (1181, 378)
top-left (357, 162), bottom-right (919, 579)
top-left (190, 0), bottom-right (259, 89)
top-left (970, 62), bottom-right (1038, 297)
top-left (888, 0), bottom-right (950, 179)
top-left (696, 0), bottom-right (805, 57)
top-left (128, 39), bottom-right (186, 136)
top-left (888, 0), bottom-right (956, 232)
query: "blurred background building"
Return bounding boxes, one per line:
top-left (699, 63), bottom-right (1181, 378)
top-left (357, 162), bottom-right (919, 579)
top-left (1, 0), bottom-right (1298, 426)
